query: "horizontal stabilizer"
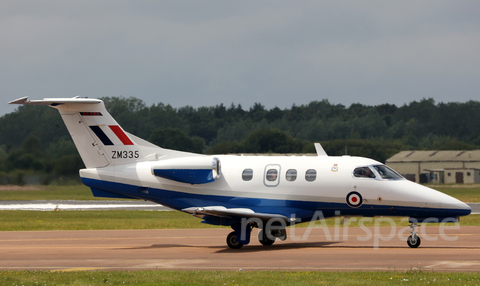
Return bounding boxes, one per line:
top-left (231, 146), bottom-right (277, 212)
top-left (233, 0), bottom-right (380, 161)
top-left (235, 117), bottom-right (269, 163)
top-left (9, 96), bottom-right (101, 105)
top-left (183, 206), bottom-right (289, 221)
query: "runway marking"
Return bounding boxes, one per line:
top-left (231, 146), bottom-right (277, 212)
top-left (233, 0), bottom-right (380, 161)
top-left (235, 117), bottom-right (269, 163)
top-left (425, 261), bottom-right (480, 269)
top-left (0, 236), bottom-right (223, 242)
top-left (2, 246), bottom-right (480, 251)
top-left (4, 265), bottom-right (480, 272)
top-left (51, 267), bottom-right (109, 272)
top-left (1, 246), bottom-right (127, 249)
top-left (0, 246), bottom-right (209, 249)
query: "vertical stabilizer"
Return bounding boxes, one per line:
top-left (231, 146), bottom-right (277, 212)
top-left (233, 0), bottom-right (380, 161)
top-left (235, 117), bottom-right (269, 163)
top-left (9, 97), bottom-right (201, 169)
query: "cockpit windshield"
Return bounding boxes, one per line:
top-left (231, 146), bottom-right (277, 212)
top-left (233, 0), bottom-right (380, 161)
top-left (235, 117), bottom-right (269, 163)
top-left (372, 165), bottom-right (404, 180)
top-left (353, 166), bottom-right (376, 178)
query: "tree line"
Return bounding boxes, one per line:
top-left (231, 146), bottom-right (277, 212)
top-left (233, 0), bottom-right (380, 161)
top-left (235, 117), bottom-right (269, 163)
top-left (1, 96), bottom-right (479, 184)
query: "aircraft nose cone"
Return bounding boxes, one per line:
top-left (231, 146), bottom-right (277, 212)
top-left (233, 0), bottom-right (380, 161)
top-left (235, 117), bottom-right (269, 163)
top-left (455, 201), bottom-right (472, 216)
top-left (402, 181), bottom-right (472, 218)
top-left (439, 195), bottom-right (472, 217)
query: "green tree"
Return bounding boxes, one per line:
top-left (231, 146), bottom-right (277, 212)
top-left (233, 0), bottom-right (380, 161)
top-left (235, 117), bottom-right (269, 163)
top-left (22, 135), bottom-right (42, 154)
top-left (6, 151), bottom-right (44, 171)
top-left (322, 139), bottom-right (402, 163)
top-left (149, 127), bottom-right (205, 153)
top-left (206, 141), bottom-right (243, 154)
top-left (53, 154), bottom-right (84, 176)
top-left (5, 136), bottom-right (46, 171)
top-left (102, 96), bottom-right (151, 138)
top-left (0, 145), bottom-right (8, 172)
top-left (243, 128), bottom-right (306, 153)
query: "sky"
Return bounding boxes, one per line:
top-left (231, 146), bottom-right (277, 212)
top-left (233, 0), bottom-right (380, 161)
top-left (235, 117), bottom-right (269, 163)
top-left (1, 1), bottom-right (479, 117)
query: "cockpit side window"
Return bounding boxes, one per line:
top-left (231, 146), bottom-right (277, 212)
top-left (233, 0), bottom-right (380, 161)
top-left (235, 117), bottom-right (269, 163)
top-left (373, 165), bottom-right (403, 180)
top-left (353, 166), bottom-right (376, 178)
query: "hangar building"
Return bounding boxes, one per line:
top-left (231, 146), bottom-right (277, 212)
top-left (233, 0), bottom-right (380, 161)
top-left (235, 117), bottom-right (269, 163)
top-left (386, 150), bottom-right (480, 184)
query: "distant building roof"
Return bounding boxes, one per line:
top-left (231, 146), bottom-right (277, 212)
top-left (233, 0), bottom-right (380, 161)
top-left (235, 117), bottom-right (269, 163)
top-left (424, 168), bottom-right (480, 171)
top-left (386, 150), bottom-right (480, 163)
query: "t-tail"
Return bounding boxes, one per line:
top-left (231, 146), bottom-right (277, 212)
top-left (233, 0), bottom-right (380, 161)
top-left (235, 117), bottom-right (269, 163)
top-left (8, 96), bottom-right (199, 169)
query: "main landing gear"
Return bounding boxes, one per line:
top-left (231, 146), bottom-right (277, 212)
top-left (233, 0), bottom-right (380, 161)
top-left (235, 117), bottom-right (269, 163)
top-left (226, 231), bottom-right (244, 249)
top-left (258, 228), bottom-right (287, 246)
top-left (258, 229), bottom-right (275, 246)
top-left (226, 223), bottom-right (287, 249)
top-left (406, 222), bottom-right (421, 248)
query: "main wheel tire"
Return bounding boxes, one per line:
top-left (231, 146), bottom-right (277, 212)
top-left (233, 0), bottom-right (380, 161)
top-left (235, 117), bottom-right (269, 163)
top-left (258, 230), bottom-right (275, 246)
top-left (226, 231), bottom-right (243, 249)
top-left (407, 235), bottom-right (421, 248)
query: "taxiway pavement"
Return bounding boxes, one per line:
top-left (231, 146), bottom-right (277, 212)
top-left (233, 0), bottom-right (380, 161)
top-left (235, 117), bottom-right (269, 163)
top-left (1, 226), bottom-right (479, 272)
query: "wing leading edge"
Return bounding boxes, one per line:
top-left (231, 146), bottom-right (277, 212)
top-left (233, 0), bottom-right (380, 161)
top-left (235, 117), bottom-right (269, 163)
top-left (182, 206), bottom-right (289, 221)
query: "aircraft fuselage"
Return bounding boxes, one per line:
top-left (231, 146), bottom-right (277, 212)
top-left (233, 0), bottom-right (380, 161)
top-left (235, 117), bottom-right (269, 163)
top-left (80, 154), bottom-right (471, 223)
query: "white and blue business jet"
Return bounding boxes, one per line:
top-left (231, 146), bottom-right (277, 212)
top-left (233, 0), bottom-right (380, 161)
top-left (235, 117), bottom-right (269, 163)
top-left (10, 97), bottom-right (471, 249)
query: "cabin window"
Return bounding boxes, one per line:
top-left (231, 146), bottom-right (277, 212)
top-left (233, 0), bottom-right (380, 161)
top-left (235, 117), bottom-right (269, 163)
top-left (305, 169), bottom-right (316, 182)
top-left (353, 167), bottom-right (376, 178)
top-left (372, 165), bottom-right (403, 180)
top-left (447, 173), bottom-right (451, 176)
top-left (286, 169), bottom-right (297, 181)
top-left (467, 172), bottom-right (471, 176)
top-left (242, 169), bottom-right (253, 181)
top-left (266, 169), bottom-right (278, 181)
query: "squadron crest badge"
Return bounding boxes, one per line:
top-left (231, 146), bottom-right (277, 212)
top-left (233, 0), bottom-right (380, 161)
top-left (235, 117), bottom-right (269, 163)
top-left (331, 164), bottom-right (339, 172)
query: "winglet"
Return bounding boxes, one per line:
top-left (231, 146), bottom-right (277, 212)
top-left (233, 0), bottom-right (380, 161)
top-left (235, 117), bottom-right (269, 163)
top-left (314, 143), bottom-right (328, 157)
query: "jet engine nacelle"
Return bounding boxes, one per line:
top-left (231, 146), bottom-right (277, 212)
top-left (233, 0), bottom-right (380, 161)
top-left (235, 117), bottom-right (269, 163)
top-left (151, 156), bottom-right (221, 184)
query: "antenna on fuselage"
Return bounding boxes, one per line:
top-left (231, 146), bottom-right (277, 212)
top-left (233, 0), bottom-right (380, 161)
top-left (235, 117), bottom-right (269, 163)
top-left (314, 143), bottom-right (328, 157)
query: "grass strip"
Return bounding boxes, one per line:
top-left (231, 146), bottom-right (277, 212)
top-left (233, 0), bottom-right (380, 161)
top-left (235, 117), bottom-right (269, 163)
top-left (430, 186), bottom-right (480, 203)
top-left (1, 269), bottom-right (479, 285)
top-left (0, 185), bottom-right (114, 201)
top-left (1, 210), bottom-right (478, 231)
top-left (0, 210), bottom-right (226, 231)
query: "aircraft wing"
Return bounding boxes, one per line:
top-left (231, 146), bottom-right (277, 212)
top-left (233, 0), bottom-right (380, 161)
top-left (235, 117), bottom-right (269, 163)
top-left (182, 206), bottom-right (289, 221)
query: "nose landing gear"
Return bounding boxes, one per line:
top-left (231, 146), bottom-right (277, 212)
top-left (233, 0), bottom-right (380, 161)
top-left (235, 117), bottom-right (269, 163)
top-left (406, 222), bottom-right (421, 248)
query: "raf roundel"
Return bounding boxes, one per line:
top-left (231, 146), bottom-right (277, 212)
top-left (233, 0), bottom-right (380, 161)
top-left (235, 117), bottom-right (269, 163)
top-left (346, 191), bottom-right (363, 208)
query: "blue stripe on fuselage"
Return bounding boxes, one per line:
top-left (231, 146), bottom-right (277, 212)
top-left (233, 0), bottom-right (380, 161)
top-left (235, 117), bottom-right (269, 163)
top-left (80, 177), bottom-right (470, 223)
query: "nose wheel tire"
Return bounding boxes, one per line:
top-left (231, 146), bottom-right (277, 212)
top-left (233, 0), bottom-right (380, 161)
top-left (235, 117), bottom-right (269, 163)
top-left (226, 231), bottom-right (244, 249)
top-left (407, 235), bottom-right (421, 248)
